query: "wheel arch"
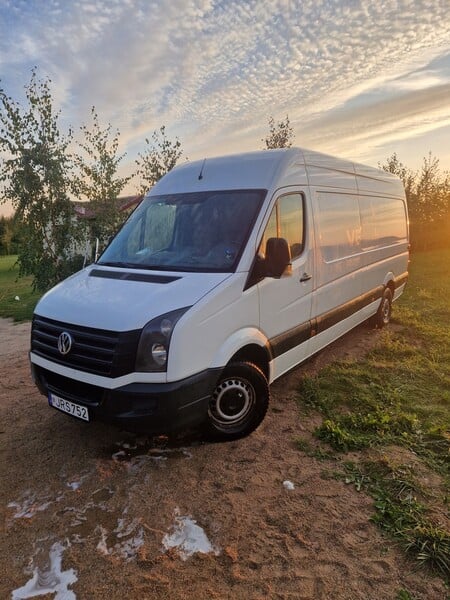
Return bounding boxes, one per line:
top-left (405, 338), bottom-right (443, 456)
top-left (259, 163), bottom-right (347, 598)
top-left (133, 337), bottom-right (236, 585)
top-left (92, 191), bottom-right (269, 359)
top-left (209, 328), bottom-right (271, 382)
top-left (228, 344), bottom-right (271, 381)
top-left (382, 272), bottom-right (395, 293)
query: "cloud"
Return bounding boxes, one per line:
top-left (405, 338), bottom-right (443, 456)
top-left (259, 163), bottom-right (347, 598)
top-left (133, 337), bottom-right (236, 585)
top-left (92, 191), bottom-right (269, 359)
top-left (0, 0), bottom-right (449, 194)
top-left (298, 82), bottom-right (450, 159)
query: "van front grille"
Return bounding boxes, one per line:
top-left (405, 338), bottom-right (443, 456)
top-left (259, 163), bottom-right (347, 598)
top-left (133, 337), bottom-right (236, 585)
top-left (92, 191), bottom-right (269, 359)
top-left (38, 368), bottom-right (105, 406)
top-left (31, 315), bottom-right (140, 377)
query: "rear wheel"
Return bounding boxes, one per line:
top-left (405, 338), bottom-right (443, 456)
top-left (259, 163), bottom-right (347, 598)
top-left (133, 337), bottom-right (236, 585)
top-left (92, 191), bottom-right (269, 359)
top-left (372, 287), bottom-right (393, 329)
top-left (204, 361), bottom-right (269, 441)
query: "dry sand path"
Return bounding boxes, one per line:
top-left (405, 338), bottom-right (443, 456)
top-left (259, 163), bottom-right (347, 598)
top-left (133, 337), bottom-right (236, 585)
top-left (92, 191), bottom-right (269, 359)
top-left (0, 318), bottom-right (445, 599)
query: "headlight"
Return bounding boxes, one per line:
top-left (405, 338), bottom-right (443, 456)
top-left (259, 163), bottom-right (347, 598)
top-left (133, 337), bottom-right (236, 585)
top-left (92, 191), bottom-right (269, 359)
top-left (135, 307), bottom-right (190, 372)
top-left (151, 343), bottom-right (167, 366)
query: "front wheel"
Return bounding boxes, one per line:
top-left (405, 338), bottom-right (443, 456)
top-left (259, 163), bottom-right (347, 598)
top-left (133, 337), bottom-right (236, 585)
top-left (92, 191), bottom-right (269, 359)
top-left (372, 287), bottom-right (393, 329)
top-left (204, 361), bottom-right (269, 441)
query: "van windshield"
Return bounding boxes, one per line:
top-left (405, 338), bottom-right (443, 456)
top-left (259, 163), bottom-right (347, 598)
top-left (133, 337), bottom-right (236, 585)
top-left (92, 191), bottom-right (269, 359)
top-left (98, 189), bottom-right (266, 272)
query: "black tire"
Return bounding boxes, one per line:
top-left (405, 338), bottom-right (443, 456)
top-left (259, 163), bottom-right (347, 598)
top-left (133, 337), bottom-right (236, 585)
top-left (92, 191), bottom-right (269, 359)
top-left (204, 361), bottom-right (269, 441)
top-left (372, 287), bottom-right (393, 329)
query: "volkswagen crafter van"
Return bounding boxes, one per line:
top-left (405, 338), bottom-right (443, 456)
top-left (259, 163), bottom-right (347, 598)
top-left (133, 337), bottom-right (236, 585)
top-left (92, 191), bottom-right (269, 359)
top-left (30, 148), bottom-right (409, 440)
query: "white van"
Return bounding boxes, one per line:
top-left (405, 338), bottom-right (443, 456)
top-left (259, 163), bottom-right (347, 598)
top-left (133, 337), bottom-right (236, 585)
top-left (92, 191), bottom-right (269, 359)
top-left (30, 148), bottom-right (409, 440)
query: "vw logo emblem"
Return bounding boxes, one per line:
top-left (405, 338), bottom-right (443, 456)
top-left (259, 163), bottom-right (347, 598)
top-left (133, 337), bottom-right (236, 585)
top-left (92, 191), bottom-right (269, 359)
top-left (58, 332), bottom-right (73, 355)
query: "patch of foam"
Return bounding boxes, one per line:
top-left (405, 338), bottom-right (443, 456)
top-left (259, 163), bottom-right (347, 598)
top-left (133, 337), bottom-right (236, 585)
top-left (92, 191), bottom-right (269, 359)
top-left (283, 480), bottom-right (295, 491)
top-left (162, 509), bottom-right (220, 561)
top-left (121, 442), bottom-right (137, 450)
top-left (66, 482), bottom-right (80, 491)
top-left (11, 542), bottom-right (77, 599)
top-left (65, 474), bottom-right (89, 491)
top-left (111, 439), bottom-right (194, 463)
top-left (8, 491), bottom-right (52, 520)
top-left (95, 517), bottom-right (145, 562)
top-left (115, 515), bottom-right (138, 539)
top-left (114, 527), bottom-right (145, 561)
top-left (149, 448), bottom-right (193, 460)
top-left (96, 526), bottom-right (109, 556)
top-left (111, 450), bottom-right (127, 462)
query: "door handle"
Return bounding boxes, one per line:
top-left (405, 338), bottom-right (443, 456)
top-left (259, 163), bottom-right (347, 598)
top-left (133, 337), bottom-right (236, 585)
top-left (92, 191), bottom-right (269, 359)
top-left (300, 272), bottom-right (312, 282)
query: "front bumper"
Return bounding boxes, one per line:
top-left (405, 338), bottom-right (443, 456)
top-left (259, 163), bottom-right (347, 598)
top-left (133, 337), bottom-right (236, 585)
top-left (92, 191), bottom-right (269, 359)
top-left (31, 363), bottom-right (221, 433)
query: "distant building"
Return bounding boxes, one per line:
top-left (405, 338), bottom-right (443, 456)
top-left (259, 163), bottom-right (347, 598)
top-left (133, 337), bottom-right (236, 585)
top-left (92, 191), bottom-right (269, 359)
top-left (72, 195), bottom-right (144, 261)
top-left (73, 194), bottom-right (143, 221)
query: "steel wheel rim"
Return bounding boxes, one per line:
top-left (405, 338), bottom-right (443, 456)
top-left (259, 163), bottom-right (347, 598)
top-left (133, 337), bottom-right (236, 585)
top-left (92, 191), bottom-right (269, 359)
top-left (209, 377), bottom-right (255, 427)
top-left (381, 297), bottom-right (391, 324)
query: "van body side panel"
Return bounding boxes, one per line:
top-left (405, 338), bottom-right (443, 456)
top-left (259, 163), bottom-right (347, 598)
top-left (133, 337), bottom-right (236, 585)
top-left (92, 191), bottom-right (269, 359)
top-left (167, 272), bottom-right (261, 382)
top-left (308, 299), bottom-right (379, 359)
top-left (358, 193), bottom-right (409, 299)
top-left (309, 188), bottom-right (363, 355)
top-left (359, 248), bottom-right (409, 302)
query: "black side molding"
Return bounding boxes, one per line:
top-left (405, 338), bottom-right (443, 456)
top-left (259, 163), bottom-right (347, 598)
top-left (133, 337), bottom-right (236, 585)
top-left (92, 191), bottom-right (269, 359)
top-left (268, 284), bottom-right (385, 358)
top-left (394, 272), bottom-right (408, 288)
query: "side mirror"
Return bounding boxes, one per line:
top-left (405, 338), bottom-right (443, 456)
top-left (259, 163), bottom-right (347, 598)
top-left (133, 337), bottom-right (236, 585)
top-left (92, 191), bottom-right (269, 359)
top-left (265, 237), bottom-right (292, 278)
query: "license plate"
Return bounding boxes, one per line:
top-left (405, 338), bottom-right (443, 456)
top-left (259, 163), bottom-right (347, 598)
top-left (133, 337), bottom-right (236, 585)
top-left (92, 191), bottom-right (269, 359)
top-left (48, 393), bottom-right (89, 422)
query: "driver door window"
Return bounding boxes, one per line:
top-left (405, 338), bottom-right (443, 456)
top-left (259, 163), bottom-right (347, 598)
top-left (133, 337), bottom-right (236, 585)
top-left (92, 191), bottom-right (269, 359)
top-left (260, 193), bottom-right (304, 259)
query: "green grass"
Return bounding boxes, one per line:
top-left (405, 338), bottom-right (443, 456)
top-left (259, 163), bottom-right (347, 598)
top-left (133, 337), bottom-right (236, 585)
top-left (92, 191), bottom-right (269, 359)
top-left (296, 248), bottom-right (450, 580)
top-left (396, 590), bottom-right (417, 600)
top-left (341, 460), bottom-right (450, 579)
top-left (0, 255), bottom-right (41, 321)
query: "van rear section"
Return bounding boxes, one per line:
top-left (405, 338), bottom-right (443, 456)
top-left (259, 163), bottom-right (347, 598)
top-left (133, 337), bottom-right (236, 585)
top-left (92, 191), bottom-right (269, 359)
top-left (30, 147), bottom-right (408, 440)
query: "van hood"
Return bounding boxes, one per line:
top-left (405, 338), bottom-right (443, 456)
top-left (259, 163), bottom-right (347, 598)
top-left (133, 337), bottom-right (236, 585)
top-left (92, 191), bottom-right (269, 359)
top-left (35, 266), bottom-right (232, 331)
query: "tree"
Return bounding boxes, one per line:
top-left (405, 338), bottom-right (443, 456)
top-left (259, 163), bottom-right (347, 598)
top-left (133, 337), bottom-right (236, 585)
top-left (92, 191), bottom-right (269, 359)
top-left (72, 108), bottom-right (132, 243)
top-left (379, 152), bottom-right (415, 203)
top-left (0, 215), bottom-right (18, 255)
top-left (0, 71), bottom-right (82, 291)
top-left (414, 153), bottom-right (450, 224)
top-left (0, 216), bottom-right (6, 254)
top-left (381, 152), bottom-right (450, 251)
top-left (262, 115), bottom-right (294, 149)
top-left (135, 125), bottom-right (184, 194)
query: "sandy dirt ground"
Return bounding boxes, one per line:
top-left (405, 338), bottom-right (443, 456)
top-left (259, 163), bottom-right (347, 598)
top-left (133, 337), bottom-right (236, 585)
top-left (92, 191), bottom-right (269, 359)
top-left (0, 317), bottom-right (446, 600)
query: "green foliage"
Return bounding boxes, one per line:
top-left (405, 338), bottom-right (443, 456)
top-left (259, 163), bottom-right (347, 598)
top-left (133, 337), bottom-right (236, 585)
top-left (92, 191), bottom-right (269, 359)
top-left (296, 249), bottom-right (450, 580)
top-left (262, 115), bottom-right (294, 149)
top-left (73, 108), bottom-right (132, 242)
top-left (297, 249), bottom-right (450, 474)
top-left (0, 72), bottom-right (188, 291)
top-left (0, 255), bottom-right (40, 321)
top-left (381, 152), bottom-right (450, 251)
top-left (0, 75), bottom-right (138, 287)
top-left (405, 526), bottom-right (450, 578)
top-left (295, 437), bottom-right (334, 460)
top-left (396, 589), bottom-right (416, 600)
top-left (343, 462), bottom-right (450, 579)
top-left (0, 70), bottom-right (82, 291)
top-left (135, 125), bottom-right (184, 194)
top-left (414, 153), bottom-right (449, 224)
top-left (0, 215), bottom-right (20, 255)
top-left (317, 406), bottom-right (419, 452)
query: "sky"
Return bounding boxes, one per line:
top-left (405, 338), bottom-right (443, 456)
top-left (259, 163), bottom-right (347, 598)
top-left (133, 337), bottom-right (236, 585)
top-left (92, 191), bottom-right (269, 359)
top-left (1, 0), bottom-right (450, 216)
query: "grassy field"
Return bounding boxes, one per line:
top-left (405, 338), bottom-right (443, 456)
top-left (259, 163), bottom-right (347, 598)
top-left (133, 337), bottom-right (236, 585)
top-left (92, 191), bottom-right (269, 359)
top-left (0, 255), bottom-right (41, 321)
top-left (296, 248), bottom-right (450, 581)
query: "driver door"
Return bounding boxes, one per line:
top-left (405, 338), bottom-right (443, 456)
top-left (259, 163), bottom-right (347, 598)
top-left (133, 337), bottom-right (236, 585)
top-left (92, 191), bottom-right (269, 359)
top-left (257, 190), bottom-right (313, 380)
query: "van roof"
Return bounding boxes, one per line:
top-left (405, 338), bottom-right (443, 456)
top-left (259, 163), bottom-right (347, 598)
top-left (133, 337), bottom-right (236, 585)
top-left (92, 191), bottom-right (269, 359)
top-left (150, 147), bottom-right (404, 198)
